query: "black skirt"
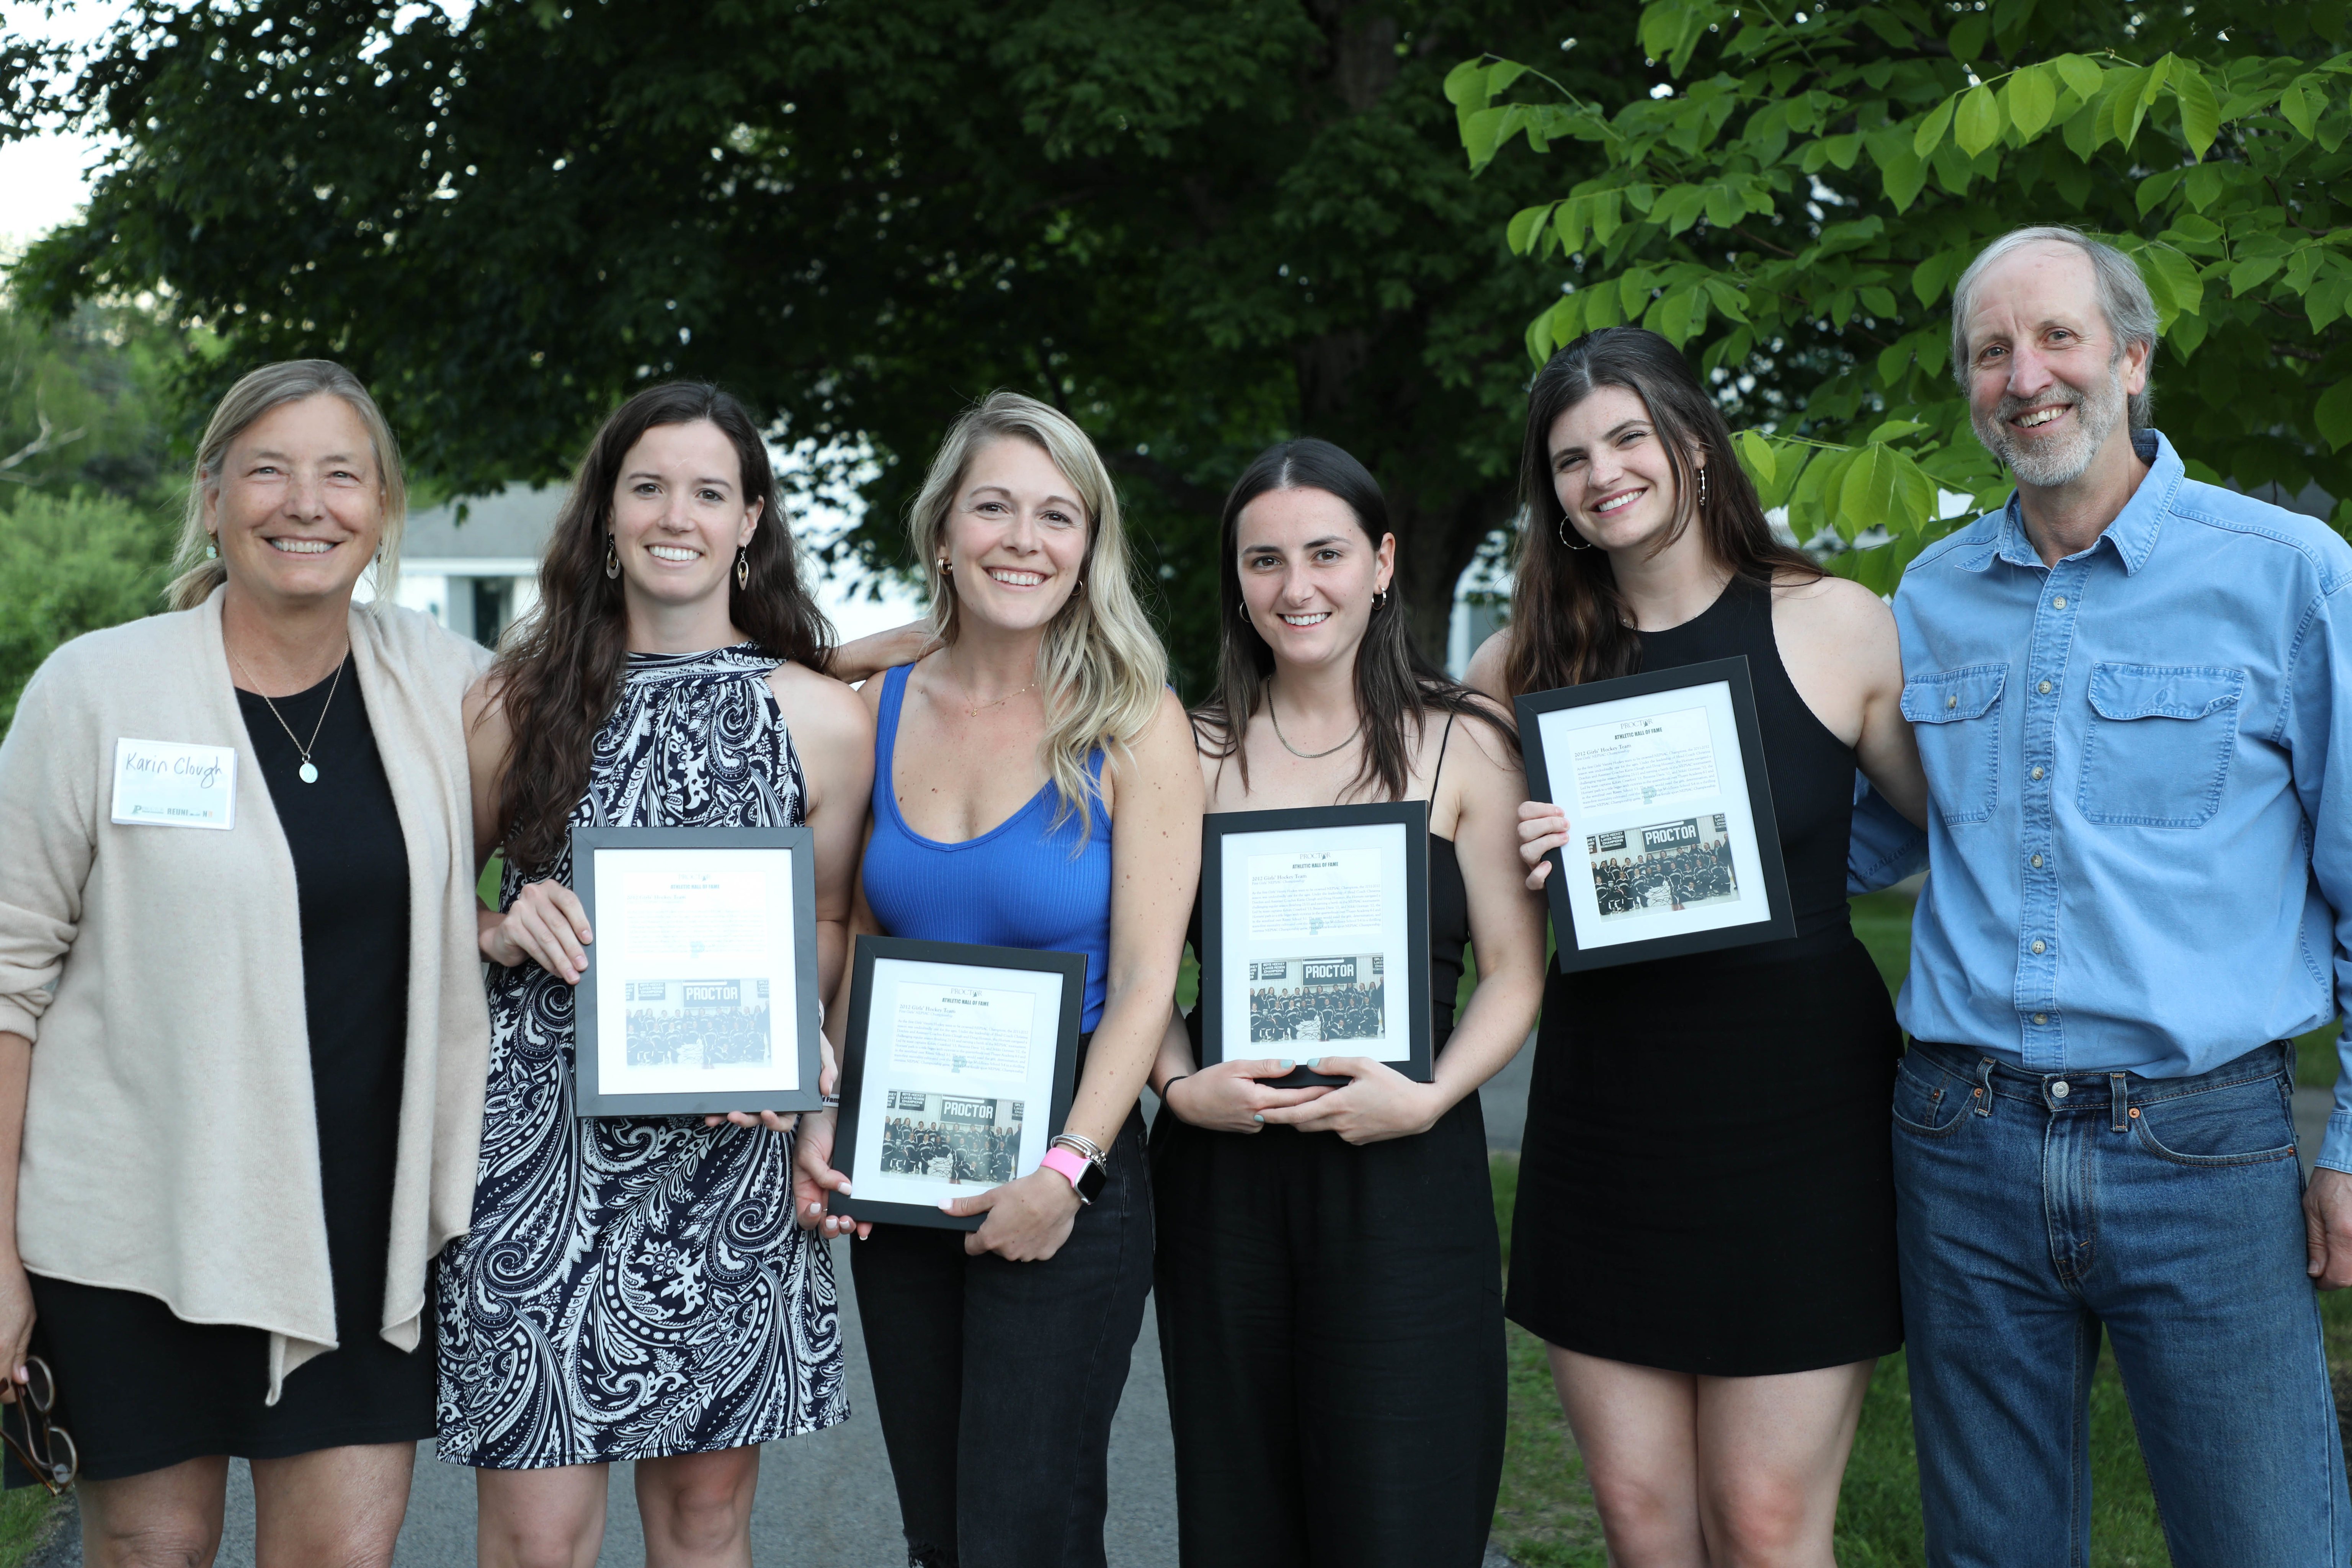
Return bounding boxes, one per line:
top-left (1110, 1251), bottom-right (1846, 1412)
top-left (22, 1275), bottom-right (437, 1482)
top-left (1506, 932), bottom-right (1903, 1377)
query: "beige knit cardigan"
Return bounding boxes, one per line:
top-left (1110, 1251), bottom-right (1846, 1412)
top-left (0, 591), bottom-right (492, 1399)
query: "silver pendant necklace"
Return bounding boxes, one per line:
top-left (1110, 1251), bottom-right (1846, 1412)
top-left (1267, 689), bottom-right (1361, 760)
top-left (237, 654), bottom-right (344, 784)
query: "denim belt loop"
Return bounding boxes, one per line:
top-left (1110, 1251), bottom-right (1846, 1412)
top-left (2109, 1072), bottom-right (2129, 1133)
top-left (1975, 1056), bottom-right (1997, 1116)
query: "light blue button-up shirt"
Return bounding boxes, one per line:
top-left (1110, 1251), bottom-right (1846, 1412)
top-left (1894, 428), bottom-right (2352, 1171)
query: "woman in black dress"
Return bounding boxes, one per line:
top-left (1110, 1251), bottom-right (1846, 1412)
top-left (1149, 439), bottom-right (1547, 1567)
top-left (1467, 328), bottom-right (1928, 1567)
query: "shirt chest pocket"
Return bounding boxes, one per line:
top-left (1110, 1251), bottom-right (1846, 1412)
top-left (2078, 662), bottom-right (2244, 828)
top-left (1900, 665), bottom-right (2005, 825)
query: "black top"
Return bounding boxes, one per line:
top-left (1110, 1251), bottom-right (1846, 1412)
top-left (1638, 572), bottom-right (1856, 950)
top-left (235, 657), bottom-right (413, 1340)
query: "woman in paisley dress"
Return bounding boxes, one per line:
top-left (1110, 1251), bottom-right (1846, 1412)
top-left (438, 383), bottom-right (875, 1566)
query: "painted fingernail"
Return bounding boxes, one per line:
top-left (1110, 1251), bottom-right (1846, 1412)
top-left (1277, 1060), bottom-right (1294, 1071)
top-left (1253, 1114), bottom-right (1264, 1123)
top-left (839, 1181), bottom-right (853, 1195)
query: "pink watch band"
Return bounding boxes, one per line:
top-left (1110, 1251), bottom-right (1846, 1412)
top-left (1039, 1145), bottom-right (1089, 1191)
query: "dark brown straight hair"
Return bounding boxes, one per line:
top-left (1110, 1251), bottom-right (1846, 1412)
top-left (1193, 437), bottom-right (1514, 801)
top-left (489, 382), bottom-right (835, 873)
top-left (1502, 327), bottom-right (1818, 697)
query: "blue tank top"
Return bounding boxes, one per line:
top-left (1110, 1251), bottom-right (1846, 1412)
top-left (861, 663), bottom-right (1114, 1029)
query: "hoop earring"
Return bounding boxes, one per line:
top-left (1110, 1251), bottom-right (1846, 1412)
top-left (1374, 587), bottom-right (1390, 607)
top-left (937, 558), bottom-right (952, 573)
top-left (1558, 515), bottom-right (1597, 551)
top-left (604, 536), bottom-right (619, 579)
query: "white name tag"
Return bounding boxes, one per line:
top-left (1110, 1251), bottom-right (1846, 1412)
top-left (111, 739), bottom-right (238, 830)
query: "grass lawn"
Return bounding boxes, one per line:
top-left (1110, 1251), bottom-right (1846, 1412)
top-left (1488, 888), bottom-right (2352, 1568)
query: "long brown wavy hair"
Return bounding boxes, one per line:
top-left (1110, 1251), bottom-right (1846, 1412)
top-left (1501, 327), bottom-right (1817, 697)
top-left (488, 383), bottom-right (835, 874)
top-left (1194, 438), bottom-right (1514, 802)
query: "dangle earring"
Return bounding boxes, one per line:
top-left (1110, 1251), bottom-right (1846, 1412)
top-left (1558, 515), bottom-right (1597, 550)
top-left (1697, 466), bottom-right (1710, 511)
top-left (605, 535), bottom-right (620, 579)
top-left (735, 546), bottom-right (750, 591)
top-left (204, 534), bottom-right (219, 561)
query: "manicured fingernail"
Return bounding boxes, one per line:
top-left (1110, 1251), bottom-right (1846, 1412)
top-left (1277, 1060), bottom-right (1293, 1071)
top-left (839, 1181), bottom-right (853, 1196)
top-left (1253, 1114), bottom-right (1264, 1124)
top-left (1308, 1058), bottom-right (1323, 1071)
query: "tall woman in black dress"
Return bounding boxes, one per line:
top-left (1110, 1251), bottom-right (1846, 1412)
top-left (1467, 329), bottom-right (1927, 1567)
top-left (1150, 439), bottom-right (1547, 1567)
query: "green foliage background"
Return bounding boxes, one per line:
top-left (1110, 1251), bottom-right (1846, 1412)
top-left (0, 298), bottom-right (184, 730)
top-left (1450, 0), bottom-right (2352, 591)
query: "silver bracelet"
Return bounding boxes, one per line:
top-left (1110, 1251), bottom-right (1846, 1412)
top-left (1051, 1130), bottom-right (1106, 1164)
top-left (820, 1094), bottom-right (841, 1110)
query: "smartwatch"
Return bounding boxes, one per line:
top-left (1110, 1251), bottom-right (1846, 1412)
top-left (1040, 1144), bottom-right (1109, 1205)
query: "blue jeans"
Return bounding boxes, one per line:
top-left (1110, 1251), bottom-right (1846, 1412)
top-left (1893, 1037), bottom-right (2350, 1567)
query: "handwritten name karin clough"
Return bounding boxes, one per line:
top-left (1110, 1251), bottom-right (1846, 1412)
top-left (120, 749), bottom-right (228, 789)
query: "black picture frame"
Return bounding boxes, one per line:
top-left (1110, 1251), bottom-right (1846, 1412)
top-left (570, 824), bottom-right (825, 1116)
top-left (830, 936), bottom-right (1088, 1232)
top-left (1516, 655), bottom-right (1795, 972)
top-left (1197, 799), bottom-right (1434, 1088)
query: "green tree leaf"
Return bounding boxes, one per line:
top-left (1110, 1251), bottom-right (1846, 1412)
top-left (2283, 78), bottom-right (2319, 140)
top-left (1914, 95), bottom-right (1957, 158)
top-left (2054, 54), bottom-right (2106, 103)
top-left (2172, 62), bottom-right (2221, 159)
top-left (1735, 428), bottom-right (1776, 490)
top-left (2319, 379), bottom-right (2352, 452)
top-left (1881, 147), bottom-right (1929, 211)
top-left (2007, 64), bottom-right (2058, 139)
top-left (1954, 83), bottom-right (2004, 157)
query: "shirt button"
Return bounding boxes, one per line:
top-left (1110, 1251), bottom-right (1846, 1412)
top-left (2032, 766), bottom-right (2045, 781)
top-left (2034, 1012), bottom-right (2048, 1024)
top-left (2051, 1079), bottom-right (2071, 1098)
top-left (2031, 853), bottom-right (2044, 868)
top-left (2053, 595), bottom-right (2068, 608)
top-left (1947, 695), bottom-right (1957, 709)
top-left (2032, 938), bottom-right (2047, 954)
top-left (2038, 680), bottom-right (2053, 694)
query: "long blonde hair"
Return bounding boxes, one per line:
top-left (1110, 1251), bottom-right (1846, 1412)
top-left (167, 359), bottom-right (409, 612)
top-left (906, 391), bottom-right (1167, 842)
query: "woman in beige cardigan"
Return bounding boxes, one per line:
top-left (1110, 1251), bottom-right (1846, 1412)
top-left (0, 361), bottom-right (491, 1567)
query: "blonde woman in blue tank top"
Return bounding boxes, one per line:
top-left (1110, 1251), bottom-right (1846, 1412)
top-left (794, 392), bottom-right (1202, 1568)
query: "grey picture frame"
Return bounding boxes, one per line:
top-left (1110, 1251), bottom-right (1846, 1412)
top-left (570, 824), bottom-right (825, 1117)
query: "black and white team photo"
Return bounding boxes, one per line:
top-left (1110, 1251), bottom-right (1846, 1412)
top-left (878, 1090), bottom-right (1022, 1186)
top-left (1586, 815), bottom-right (1740, 919)
top-left (1245, 955), bottom-right (1387, 1045)
top-left (621, 977), bottom-right (773, 1068)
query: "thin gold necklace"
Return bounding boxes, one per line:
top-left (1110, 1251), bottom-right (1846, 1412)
top-left (1267, 689), bottom-right (1360, 760)
top-left (234, 653), bottom-right (345, 784)
top-left (946, 660), bottom-right (1038, 719)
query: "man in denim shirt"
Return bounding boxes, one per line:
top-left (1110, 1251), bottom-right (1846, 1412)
top-left (1893, 225), bottom-right (2352, 1564)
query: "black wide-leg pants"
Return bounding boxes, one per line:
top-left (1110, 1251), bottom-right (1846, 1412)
top-left (851, 1106), bottom-right (1154, 1568)
top-left (1149, 1094), bottom-right (1505, 1568)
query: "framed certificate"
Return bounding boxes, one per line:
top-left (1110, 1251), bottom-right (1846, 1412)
top-left (570, 825), bottom-right (823, 1117)
top-left (1516, 655), bottom-right (1794, 972)
top-left (1197, 800), bottom-right (1432, 1088)
top-left (829, 937), bottom-right (1086, 1232)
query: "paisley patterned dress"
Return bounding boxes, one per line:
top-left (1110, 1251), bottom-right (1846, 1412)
top-left (436, 644), bottom-right (849, 1468)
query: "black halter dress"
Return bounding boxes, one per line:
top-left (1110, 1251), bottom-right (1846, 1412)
top-left (1506, 576), bottom-right (1904, 1375)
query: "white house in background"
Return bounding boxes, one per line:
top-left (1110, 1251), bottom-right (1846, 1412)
top-left (390, 482), bottom-right (560, 648)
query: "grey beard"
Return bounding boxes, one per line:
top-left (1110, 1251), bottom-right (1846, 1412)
top-left (1976, 363), bottom-right (2125, 488)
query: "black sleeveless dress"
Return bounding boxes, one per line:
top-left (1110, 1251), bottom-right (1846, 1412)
top-left (1506, 577), bottom-right (1903, 1375)
top-left (1151, 719), bottom-right (1505, 1568)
